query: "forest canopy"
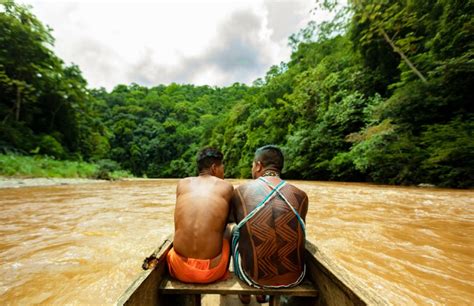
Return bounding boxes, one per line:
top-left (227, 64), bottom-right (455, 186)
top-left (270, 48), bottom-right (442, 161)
top-left (0, 0), bottom-right (473, 187)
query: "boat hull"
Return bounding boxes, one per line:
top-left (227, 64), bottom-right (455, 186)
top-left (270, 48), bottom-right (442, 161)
top-left (117, 235), bottom-right (387, 306)
top-left (117, 237), bottom-right (173, 306)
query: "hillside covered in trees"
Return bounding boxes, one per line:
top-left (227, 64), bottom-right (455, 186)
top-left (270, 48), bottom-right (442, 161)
top-left (1, 1), bottom-right (472, 187)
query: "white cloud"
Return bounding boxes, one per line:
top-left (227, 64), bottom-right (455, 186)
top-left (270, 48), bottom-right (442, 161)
top-left (19, 0), bottom-right (324, 90)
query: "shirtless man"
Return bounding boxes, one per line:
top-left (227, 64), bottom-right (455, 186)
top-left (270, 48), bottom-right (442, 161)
top-left (167, 148), bottom-right (234, 283)
top-left (231, 145), bottom-right (308, 303)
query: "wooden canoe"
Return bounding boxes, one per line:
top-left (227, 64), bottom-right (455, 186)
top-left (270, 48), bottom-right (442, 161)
top-left (117, 234), bottom-right (388, 306)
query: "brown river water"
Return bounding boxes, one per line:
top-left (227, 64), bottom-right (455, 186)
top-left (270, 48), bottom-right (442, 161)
top-left (0, 179), bottom-right (473, 305)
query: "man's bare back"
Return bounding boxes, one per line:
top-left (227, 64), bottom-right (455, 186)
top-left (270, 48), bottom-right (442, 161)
top-left (232, 177), bottom-right (308, 286)
top-left (231, 145), bottom-right (308, 296)
top-left (167, 147), bottom-right (233, 284)
top-left (173, 175), bottom-right (233, 260)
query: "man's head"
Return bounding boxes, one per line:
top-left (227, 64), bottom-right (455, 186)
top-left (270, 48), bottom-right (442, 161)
top-left (196, 147), bottom-right (225, 179)
top-left (252, 145), bottom-right (284, 179)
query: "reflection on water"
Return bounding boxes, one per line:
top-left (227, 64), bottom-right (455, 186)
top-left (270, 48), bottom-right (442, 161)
top-left (0, 179), bottom-right (473, 304)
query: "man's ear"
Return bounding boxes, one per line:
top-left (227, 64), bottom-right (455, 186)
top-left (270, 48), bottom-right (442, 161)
top-left (255, 161), bottom-right (263, 172)
top-left (210, 163), bottom-right (217, 174)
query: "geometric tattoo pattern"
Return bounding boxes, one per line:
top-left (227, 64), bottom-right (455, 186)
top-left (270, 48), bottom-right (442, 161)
top-left (242, 182), bottom-right (305, 282)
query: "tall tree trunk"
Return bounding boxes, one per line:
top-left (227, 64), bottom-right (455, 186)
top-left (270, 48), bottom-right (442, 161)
top-left (380, 28), bottom-right (427, 83)
top-left (15, 85), bottom-right (21, 121)
top-left (50, 102), bottom-right (64, 130)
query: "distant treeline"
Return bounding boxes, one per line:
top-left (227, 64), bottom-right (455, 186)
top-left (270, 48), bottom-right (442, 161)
top-left (1, 1), bottom-right (472, 187)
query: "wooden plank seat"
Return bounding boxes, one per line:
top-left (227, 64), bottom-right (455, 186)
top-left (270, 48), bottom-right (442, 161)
top-left (159, 272), bottom-right (318, 306)
top-left (160, 272), bottom-right (318, 296)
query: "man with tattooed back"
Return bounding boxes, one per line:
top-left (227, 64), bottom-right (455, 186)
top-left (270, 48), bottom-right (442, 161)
top-left (230, 145), bottom-right (308, 303)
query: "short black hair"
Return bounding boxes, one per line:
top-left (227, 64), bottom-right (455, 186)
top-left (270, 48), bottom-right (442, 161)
top-left (254, 145), bottom-right (284, 172)
top-left (197, 147), bottom-right (223, 172)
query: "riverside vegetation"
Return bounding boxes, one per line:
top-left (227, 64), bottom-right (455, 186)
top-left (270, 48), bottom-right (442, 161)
top-left (0, 154), bottom-right (132, 180)
top-left (0, 1), bottom-right (472, 187)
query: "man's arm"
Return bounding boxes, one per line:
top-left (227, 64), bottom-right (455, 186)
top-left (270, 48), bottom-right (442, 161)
top-left (227, 188), bottom-right (237, 224)
top-left (174, 179), bottom-right (183, 224)
top-left (175, 178), bottom-right (187, 199)
top-left (228, 187), bottom-right (243, 224)
top-left (218, 181), bottom-right (234, 224)
top-left (227, 205), bottom-right (235, 224)
top-left (300, 193), bottom-right (309, 222)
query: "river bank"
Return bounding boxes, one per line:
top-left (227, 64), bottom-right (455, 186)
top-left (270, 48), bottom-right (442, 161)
top-left (0, 176), bottom-right (108, 188)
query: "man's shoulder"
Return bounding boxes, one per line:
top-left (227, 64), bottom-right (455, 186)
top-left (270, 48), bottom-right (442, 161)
top-left (284, 180), bottom-right (306, 191)
top-left (176, 177), bottom-right (194, 192)
top-left (217, 178), bottom-right (234, 190)
top-left (283, 182), bottom-right (308, 203)
top-left (177, 176), bottom-right (194, 185)
top-left (235, 179), bottom-right (260, 192)
top-left (285, 181), bottom-right (306, 193)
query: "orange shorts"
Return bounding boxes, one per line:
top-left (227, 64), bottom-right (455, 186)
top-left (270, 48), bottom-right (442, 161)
top-left (166, 239), bottom-right (230, 284)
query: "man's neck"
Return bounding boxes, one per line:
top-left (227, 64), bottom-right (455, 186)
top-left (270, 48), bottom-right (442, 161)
top-left (199, 170), bottom-right (212, 177)
top-left (261, 169), bottom-right (279, 177)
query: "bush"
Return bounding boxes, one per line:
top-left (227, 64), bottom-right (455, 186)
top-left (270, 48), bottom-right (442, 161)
top-left (421, 117), bottom-right (474, 188)
top-left (38, 135), bottom-right (66, 159)
top-left (0, 154), bottom-right (97, 178)
top-left (94, 159), bottom-right (127, 180)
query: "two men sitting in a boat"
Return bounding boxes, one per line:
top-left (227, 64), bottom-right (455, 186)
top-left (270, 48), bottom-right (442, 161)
top-left (167, 145), bottom-right (309, 303)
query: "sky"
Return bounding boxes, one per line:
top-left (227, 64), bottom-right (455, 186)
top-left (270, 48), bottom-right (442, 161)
top-left (19, 0), bottom-right (331, 90)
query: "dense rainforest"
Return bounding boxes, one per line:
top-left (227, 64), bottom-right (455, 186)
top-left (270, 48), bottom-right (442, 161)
top-left (0, 1), bottom-right (473, 187)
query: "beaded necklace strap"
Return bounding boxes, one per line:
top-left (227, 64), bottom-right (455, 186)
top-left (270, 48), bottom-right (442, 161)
top-left (262, 170), bottom-right (279, 177)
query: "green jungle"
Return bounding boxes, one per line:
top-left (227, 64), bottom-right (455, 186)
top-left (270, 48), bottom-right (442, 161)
top-left (1, 1), bottom-right (473, 187)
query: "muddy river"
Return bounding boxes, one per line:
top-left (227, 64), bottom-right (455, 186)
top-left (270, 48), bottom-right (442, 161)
top-left (0, 179), bottom-right (473, 304)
